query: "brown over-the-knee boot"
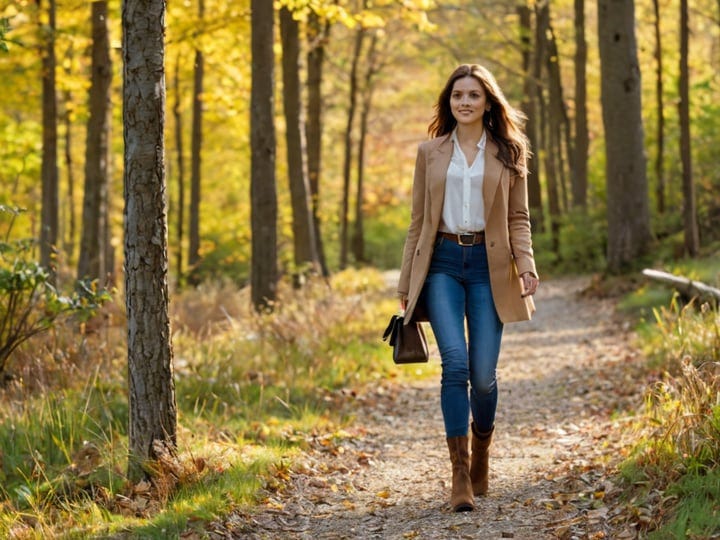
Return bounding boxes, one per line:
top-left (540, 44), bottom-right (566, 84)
top-left (469, 423), bottom-right (493, 496)
top-left (446, 436), bottom-right (474, 512)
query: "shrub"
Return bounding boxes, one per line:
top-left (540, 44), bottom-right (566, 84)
top-left (0, 206), bottom-right (111, 377)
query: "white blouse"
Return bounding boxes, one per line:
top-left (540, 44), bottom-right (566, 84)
top-left (440, 129), bottom-right (486, 234)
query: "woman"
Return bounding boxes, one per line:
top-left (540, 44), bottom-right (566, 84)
top-left (397, 64), bottom-right (539, 512)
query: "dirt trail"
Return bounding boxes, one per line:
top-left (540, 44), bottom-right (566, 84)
top-left (235, 276), bottom-right (645, 539)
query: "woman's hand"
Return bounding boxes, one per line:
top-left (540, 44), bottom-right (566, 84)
top-left (520, 272), bottom-right (539, 298)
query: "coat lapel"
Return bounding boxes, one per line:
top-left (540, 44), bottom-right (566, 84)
top-left (482, 138), bottom-right (504, 223)
top-left (427, 134), bottom-right (453, 227)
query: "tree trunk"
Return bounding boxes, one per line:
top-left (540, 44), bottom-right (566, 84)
top-left (62, 90), bottom-right (75, 261)
top-left (122, 0), bottom-right (177, 482)
top-left (250, 0), bottom-right (278, 310)
top-left (652, 0), bottom-right (666, 215)
top-left (340, 24), bottom-right (364, 269)
top-left (573, 0), bottom-right (588, 209)
top-left (535, 2), bottom-right (560, 255)
top-left (518, 3), bottom-right (544, 233)
top-left (598, 0), bottom-right (653, 273)
top-left (38, 0), bottom-right (59, 283)
top-left (679, 0), bottom-right (699, 256)
top-left (546, 20), bottom-right (571, 214)
top-left (280, 6), bottom-right (319, 283)
top-left (305, 11), bottom-right (330, 277)
top-left (188, 0), bottom-right (204, 283)
top-left (78, 0), bottom-right (112, 283)
top-left (352, 31), bottom-right (380, 264)
top-left (172, 53), bottom-right (185, 285)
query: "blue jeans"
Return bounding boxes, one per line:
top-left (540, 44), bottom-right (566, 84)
top-left (420, 237), bottom-right (504, 437)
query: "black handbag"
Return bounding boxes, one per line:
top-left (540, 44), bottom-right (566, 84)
top-left (382, 315), bottom-right (429, 364)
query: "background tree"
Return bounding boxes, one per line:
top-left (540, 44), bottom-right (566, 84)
top-left (652, 0), bottom-right (666, 215)
top-left (598, 0), bottom-right (653, 272)
top-left (250, 0), bottom-right (278, 310)
top-left (339, 18), bottom-right (365, 270)
top-left (518, 3), bottom-right (544, 232)
top-left (122, 0), bottom-right (177, 481)
top-left (351, 29), bottom-right (381, 264)
top-left (535, 2), bottom-right (561, 254)
top-left (280, 5), bottom-right (319, 281)
top-left (187, 0), bottom-right (204, 283)
top-left (38, 0), bottom-right (59, 282)
top-left (305, 9), bottom-right (330, 277)
top-left (573, 0), bottom-right (588, 210)
top-left (172, 53), bottom-right (186, 284)
top-left (679, 0), bottom-right (699, 256)
top-left (77, 0), bottom-right (112, 283)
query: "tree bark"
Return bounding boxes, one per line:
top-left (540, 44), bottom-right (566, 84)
top-left (573, 0), bottom-right (588, 209)
top-left (598, 0), bottom-right (653, 273)
top-left (305, 11), bottom-right (330, 277)
top-left (172, 53), bottom-right (185, 285)
top-left (280, 6), bottom-right (319, 283)
top-left (352, 31), bottom-right (380, 264)
top-left (122, 0), bottom-right (177, 482)
top-left (642, 269), bottom-right (720, 305)
top-left (679, 0), bottom-right (699, 256)
top-left (545, 19), bottom-right (571, 214)
top-left (78, 1), bottom-right (112, 283)
top-left (62, 89), bottom-right (75, 261)
top-left (250, 0), bottom-right (278, 310)
top-left (652, 0), bottom-right (666, 215)
top-left (188, 0), bottom-right (204, 282)
top-left (340, 24), bottom-right (364, 269)
top-left (535, 2), bottom-right (560, 255)
top-left (38, 0), bottom-right (59, 283)
top-left (518, 3), bottom-right (544, 233)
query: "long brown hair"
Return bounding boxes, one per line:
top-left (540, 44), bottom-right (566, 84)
top-left (428, 64), bottom-right (529, 176)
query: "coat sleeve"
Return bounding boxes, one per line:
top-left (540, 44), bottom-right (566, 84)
top-left (507, 169), bottom-right (538, 278)
top-left (397, 144), bottom-right (427, 297)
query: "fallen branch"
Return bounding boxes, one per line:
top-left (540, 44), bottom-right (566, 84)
top-left (642, 268), bottom-right (720, 306)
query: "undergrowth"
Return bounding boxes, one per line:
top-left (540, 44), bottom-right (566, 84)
top-left (620, 286), bottom-right (720, 537)
top-left (0, 267), bottom-right (434, 538)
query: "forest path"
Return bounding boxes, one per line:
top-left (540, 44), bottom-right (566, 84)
top-left (229, 275), bottom-right (645, 539)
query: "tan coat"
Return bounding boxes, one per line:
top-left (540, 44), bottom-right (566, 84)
top-left (397, 133), bottom-right (537, 324)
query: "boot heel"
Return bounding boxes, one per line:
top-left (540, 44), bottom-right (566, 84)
top-left (470, 423), bottom-right (493, 496)
top-left (446, 436), bottom-right (474, 512)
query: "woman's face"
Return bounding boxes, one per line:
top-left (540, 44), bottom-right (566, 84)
top-left (449, 76), bottom-right (489, 128)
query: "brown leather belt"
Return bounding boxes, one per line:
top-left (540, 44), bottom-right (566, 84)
top-left (438, 231), bottom-right (485, 246)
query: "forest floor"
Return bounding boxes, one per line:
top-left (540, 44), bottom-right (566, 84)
top-left (209, 275), bottom-right (654, 539)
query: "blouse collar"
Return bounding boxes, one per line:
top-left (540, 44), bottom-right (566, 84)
top-left (451, 128), bottom-right (487, 150)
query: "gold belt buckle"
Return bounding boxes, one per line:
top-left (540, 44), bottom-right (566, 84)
top-left (457, 233), bottom-right (475, 246)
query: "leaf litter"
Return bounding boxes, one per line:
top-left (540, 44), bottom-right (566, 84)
top-left (204, 276), bottom-right (657, 539)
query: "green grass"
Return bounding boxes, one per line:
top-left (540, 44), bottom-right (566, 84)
top-left (648, 469), bottom-right (720, 539)
top-left (617, 253), bottom-right (720, 537)
top-left (0, 267), bottom-right (438, 538)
